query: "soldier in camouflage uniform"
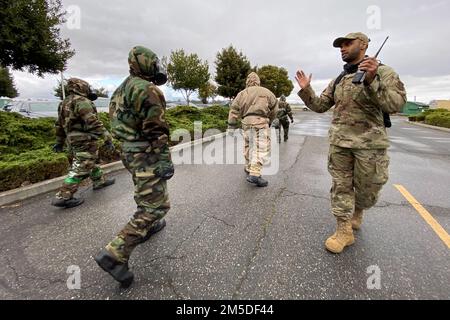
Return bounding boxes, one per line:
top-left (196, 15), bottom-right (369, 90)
top-left (295, 32), bottom-right (406, 253)
top-left (276, 95), bottom-right (294, 142)
top-left (228, 72), bottom-right (278, 187)
top-left (95, 46), bottom-right (173, 287)
top-left (51, 78), bottom-right (115, 208)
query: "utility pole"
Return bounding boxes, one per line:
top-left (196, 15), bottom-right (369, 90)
top-left (61, 71), bottom-right (66, 100)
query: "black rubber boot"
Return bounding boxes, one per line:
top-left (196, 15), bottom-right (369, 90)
top-left (51, 197), bottom-right (84, 208)
top-left (246, 175), bottom-right (269, 187)
top-left (94, 249), bottom-right (134, 288)
top-left (141, 219), bottom-right (167, 243)
top-left (93, 178), bottom-right (116, 190)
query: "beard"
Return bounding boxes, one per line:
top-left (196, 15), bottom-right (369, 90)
top-left (342, 50), bottom-right (361, 63)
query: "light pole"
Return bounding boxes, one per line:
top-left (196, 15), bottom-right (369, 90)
top-left (61, 71), bottom-right (66, 100)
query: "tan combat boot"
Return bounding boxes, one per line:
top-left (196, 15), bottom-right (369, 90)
top-left (325, 218), bottom-right (355, 254)
top-left (351, 209), bottom-right (364, 230)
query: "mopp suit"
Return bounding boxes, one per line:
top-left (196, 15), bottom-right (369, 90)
top-left (52, 78), bottom-right (115, 208)
top-left (228, 72), bottom-right (278, 187)
top-left (276, 94), bottom-right (294, 142)
top-left (95, 46), bottom-right (173, 286)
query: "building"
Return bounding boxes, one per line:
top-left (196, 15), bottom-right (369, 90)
top-left (429, 100), bottom-right (450, 111)
top-left (401, 101), bottom-right (429, 115)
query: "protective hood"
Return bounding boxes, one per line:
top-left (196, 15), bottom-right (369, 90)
top-left (128, 46), bottom-right (167, 85)
top-left (246, 72), bottom-right (260, 88)
top-left (67, 78), bottom-right (90, 97)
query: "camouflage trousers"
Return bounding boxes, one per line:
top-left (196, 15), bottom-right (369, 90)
top-left (56, 142), bottom-right (105, 200)
top-left (243, 124), bottom-right (271, 177)
top-left (279, 118), bottom-right (290, 141)
top-left (106, 151), bottom-right (170, 263)
top-left (328, 145), bottom-right (390, 220)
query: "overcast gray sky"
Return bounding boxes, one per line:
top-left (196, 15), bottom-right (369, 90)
top-left (12, 0), bottom-right (450, 103)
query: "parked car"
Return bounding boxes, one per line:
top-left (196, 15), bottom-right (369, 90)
top-left (1, 101), bottom-right (60, 118)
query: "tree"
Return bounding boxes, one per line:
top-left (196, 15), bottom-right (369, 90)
top-left (94, 87), bottom-right (109, 98)
top-left (215, 45), bottom-right (252, 100)
top-left (0, 0), bottom-right (75, 76)
top-left (166, 49), bottom-right (210, 106)
top-left (198, 81), bottom-right (217, 104)
top-left (0, 66), bottom-right (19, 98)
top-left (256, 65), bottom-right (294, 98)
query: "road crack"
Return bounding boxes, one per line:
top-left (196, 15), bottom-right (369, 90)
top-left (204, 215), bottom-right (236, 228)
top-left (232, 137), bottom-right (308, 298)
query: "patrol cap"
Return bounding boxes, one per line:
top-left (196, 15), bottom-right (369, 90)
top-left (333, 32), bottom-right (370, 48)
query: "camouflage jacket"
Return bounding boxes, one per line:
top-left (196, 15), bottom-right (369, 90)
top-left (228, 72), bottom-right (278, 127)
top-left (55, 95), bottom-right (109, 146)
top-left (277, 101), bottom-right (293, 122)
top-left (109, 75), bottom-right (170, 154)
top-left (298, 64), bottom-right (406, 149)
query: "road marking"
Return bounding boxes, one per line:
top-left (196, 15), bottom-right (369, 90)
top-left (394, 184), bottom-right (450, 249)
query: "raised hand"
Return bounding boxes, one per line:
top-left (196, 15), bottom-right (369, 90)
top-left (295, 70), bottom-right (313, 89)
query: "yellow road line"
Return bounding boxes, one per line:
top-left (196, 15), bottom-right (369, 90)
top-left (394, 184), bottom-right (450, 249)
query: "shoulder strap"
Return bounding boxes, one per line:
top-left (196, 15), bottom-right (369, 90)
top-left (332, 70), bottom-right (347, 95)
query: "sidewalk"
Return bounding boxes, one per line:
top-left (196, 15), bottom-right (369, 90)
top-left (405, 120), bottom-right (450, 133)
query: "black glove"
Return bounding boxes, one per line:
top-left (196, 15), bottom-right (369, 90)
top-left (104, 140), bottom-right (115, 152)
top-left (52, 143), bottom-right (64, 153)
top-left (154, 160), bottom-right (174, 180)
top-left (291, 119), bottom-right (294, 124)
top-left (153, 145), bottom-right (174, 180)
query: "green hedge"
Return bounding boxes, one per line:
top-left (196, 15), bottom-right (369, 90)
top-left (166, 105), bottom-right (229, 137)
top-left (0, 112), bottom-right (56, 158)
top-left (425, 112), bottom-right (450, 128)
top-left (409, 109), bottom-right (449, 124)
top-left (422, 108), bottom-right (449, 116)
top-left (408, 113), bottom-right (425, 122)
top-left (0, 148), bottom-right (69, 192)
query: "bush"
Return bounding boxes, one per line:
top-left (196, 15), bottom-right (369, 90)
top-left (166, 105), bottom-right (228, 141)
top-left (0, 112), bottom-right (56, 159)
top-left (423, 108), bottom-right (449, 116)
top-left (408, 109), bottom-right (449, 122)
top-left (0, 148), bottom-right (69, 192)
top-left (425, 112), bottom-right (450, 128)
top-left (97, 111), bottom-right (112, 132)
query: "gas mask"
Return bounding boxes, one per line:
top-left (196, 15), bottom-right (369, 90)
top-left (87, 86), bottom-right (98, 101)
top-left (152, 58), bottom-right (168, 86)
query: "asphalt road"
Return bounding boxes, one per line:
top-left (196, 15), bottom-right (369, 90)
top-left (0, 111), bottom-right (449, 300)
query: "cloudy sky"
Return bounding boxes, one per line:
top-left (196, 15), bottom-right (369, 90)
top-left (12, 0), bottom-right (450, 103)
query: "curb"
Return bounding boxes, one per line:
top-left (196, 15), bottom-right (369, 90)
top-left (0, 132), bottom-right (227, 207)
top-left (405, 121), bottom-right (450, 133)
